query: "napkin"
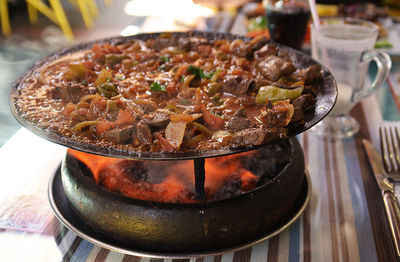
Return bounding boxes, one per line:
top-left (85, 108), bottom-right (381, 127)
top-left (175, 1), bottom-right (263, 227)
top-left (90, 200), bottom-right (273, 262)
top-left (0, 128), bottom-right (65, 232)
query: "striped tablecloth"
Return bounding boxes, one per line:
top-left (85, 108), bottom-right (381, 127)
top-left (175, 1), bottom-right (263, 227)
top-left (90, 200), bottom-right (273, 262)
top-left (1, 11), bottom-right (400, 262)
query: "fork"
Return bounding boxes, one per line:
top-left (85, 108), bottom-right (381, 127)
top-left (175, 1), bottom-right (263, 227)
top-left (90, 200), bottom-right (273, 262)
top-left (380, 124), bottom-right (400, 181)
top-left (379, 123), bottom-right (400, 257)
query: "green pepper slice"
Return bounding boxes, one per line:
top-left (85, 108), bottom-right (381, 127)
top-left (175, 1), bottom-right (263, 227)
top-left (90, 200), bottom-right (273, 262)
top-left (256, 86), bottom-right (303, 104)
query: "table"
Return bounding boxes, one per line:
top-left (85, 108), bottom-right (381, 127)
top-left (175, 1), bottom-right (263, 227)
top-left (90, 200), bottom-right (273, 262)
top-left (1, 10), bottom-right (400, 262)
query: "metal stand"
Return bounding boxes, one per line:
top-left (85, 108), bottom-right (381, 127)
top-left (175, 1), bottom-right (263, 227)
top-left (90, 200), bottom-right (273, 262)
top-left (193, 158), bottom-right (205, 200)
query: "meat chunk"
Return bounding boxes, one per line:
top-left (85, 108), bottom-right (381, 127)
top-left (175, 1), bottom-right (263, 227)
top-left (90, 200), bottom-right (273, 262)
top-left (178, 38), bottom-right (190, 51)
top-left (253, 44), bottom-right (278, 60)
top-left (51, 83), bottom-right (89, 103)
top-left (292, 94), bottom-right (316, 122)
top-left (125, 101), bottom-right (145, 118)
top-left (249, 36), bottom-right (269, 53)
top-left (154, 37), bottom-right (178, 51)
top-left (257, 56), bottom-right (295, 82)
top-left (222, 75), bottom-right (254, 96)
top-left (263, 100), bottom-right (294, 127)
top-left (254, 77), bottom-right (272, 89)
top-left (191, 44), bottom-right (212, 56)
top-left (294, 94), bottom-right (315, 112)
top-left (230, 128), bottom-right (266, 147)
top-left (230, 40), bottom-right (252, 58)
top-left (231, 127), bottom-right (286, 148)
top-left (104, 125), bottom-right (134, 144)
top-left (277, 49), bottom-right (291, 61)
top-left (189, 37), bottom-right (210, 51)
top-left (264, 127), bottom-right (288, 143)
top-left (135, 100), bottom-right (158, 114)
top-left (142, 110), bottom-right (170, 128)
top-left (226, 117), bottom-right (250, 131)
top-left (135, 121), bottom-right (152, 145)
top-left (293, 64), bottom-right (322, 84)
top-left (303, 84), bottom-right (319, 96)
top-left (226, 108), bottom-right (251, 131)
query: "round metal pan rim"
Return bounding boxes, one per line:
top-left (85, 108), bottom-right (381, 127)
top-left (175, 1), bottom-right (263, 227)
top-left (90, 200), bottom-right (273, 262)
top-left (49, 167), bottom-right (311, 259)
top-left (10, 31), bottom-right (337, 160)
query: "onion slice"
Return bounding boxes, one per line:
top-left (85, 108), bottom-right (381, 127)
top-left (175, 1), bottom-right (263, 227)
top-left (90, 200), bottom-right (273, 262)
top-left (170, 113), bottom-right (202, 123)
top-left (165, 121), bottom-right (187, 150)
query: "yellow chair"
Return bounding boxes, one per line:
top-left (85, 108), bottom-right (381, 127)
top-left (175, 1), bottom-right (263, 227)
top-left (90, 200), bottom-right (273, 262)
top-left (67, 0), bottom-right (99, 28)
top-left (26, 0), bottom-right (100, 40)
top-left (0, 0), bottom-right (11, 36)
top-left (0, 0), bottom-right (100, 40)
top-left (25, 0), bottom-right (74, 40)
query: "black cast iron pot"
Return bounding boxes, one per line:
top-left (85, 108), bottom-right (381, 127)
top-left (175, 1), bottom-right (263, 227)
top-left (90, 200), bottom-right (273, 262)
top-left (61, 137), bottom-right (306, 253)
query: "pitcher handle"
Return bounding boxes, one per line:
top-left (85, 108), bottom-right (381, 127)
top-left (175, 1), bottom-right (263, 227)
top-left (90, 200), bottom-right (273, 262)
top-left (353, 50), bottom-right (391, 102)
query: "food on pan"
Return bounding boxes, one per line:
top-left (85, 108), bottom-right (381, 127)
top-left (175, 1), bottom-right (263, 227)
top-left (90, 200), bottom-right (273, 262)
top-left (15, 34), bottom-right (322, 153)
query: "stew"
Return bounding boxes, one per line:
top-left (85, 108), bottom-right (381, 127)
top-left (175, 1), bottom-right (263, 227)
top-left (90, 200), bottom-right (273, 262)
top-left (16, 34), bottom-right (322, 153)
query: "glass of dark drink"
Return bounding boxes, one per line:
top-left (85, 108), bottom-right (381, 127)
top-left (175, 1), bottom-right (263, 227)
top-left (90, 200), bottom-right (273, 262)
top-left (264, 0), bottom-right (310, 50)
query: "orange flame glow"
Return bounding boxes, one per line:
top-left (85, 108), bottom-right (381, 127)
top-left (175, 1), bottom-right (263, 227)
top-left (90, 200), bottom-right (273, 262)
top-left (68, 149), bottom-right (259, 203)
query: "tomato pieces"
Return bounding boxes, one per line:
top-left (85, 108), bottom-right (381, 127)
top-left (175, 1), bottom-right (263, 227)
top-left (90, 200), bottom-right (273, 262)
top-left (202, 109), bottom-right (225, 130)
top-left (115, 110), bottom-right (134, 126)
top-left (96, 120), bottom-right (114, 134)
top-left (154, 132), bottom-right (174, 152)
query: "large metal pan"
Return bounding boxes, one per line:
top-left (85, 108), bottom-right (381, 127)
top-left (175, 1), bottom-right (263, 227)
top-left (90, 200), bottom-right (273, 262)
top-left (10, 31), bottom-right (337, 160)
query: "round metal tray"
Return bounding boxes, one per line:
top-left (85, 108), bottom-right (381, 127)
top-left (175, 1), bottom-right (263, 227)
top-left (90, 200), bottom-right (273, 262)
top-left (48, 166), bottom-right (311, 259)
top-left (11, 31), bottom-right (337, 161)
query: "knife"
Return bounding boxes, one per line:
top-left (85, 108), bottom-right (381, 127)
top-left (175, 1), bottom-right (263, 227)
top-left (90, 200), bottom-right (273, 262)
top-left (363, 139), bottom-right (400, 257)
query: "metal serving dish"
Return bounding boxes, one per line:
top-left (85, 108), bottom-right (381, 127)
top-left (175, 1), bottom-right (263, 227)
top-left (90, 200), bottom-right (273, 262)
top-left (10, 31), bottom-right (337, 160)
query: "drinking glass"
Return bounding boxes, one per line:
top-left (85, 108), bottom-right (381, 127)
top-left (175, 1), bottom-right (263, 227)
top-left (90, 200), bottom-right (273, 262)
top-left (264, 0), bottom-right (310, 50)
top-left (310, 17), bottom-right (391, 139)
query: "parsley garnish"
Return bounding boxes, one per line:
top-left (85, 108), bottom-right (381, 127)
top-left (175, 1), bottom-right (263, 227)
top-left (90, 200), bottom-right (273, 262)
top-left (160, 56), bottom-right (169, 63)
top-left (187, 65), bottom-right (212, 79)
top-left (150, 82), bottom-right (166, 92)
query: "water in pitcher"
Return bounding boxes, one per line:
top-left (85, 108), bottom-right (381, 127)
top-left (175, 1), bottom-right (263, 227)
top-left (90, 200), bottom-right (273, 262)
top-left (310, 17), bottom-right (390, 138)
top-left (330, 83), bottom-right (355, 116)
top-left (312, 23), bottom-right (376, 116)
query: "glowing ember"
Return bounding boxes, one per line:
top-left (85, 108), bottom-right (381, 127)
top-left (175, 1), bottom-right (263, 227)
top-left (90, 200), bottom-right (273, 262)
top-left (68, 149), bottom-right (264, 203)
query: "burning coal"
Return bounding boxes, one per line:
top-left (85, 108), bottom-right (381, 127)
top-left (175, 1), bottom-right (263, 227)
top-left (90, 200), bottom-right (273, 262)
top-left (68, 142), bottom-right (289, 203)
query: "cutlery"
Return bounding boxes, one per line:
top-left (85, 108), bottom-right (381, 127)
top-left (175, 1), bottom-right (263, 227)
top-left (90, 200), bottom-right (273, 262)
top-left (380, 125), bottom-right (400, 181)
top-left (363, 138), bottom-right (400, 257)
